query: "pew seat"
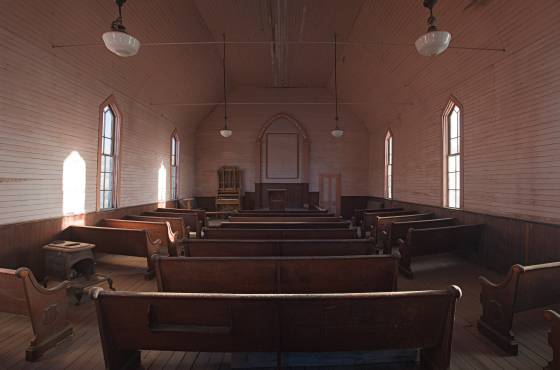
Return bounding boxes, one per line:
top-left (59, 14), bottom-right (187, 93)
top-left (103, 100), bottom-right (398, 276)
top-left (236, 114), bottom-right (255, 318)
top-left (61, 225), bottom-right (162, 278)
top-left (153, 254), bottom-right (399, 293)
top-left (183, 239), bottom-right (378, 257)
top-left (203, 227), bottom-right (357, 239)
top-left (0, 267), bottom-right (72, 361)
top-left (101, 219), bottom-right (179, 256)
top-left (478, 262), bottom-right (560, 355)
top-left (545, 310), bottom-right (560, 370)
top-left (123, 215), bottom-right (188, 241)
top-left (91, 286), bottom-right (461, 370)
top-left (397, 224), bottom-right (484, 278)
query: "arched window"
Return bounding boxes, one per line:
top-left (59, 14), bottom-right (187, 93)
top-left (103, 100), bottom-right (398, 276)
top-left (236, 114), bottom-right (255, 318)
top-left (443, 99), bottom-right (462, 208)
top-left (384, 130), bottom-right (393, 199)
top-left (170, 131), bottom-right (180, 200)
top-left (97, 97), bottom-right (121, 210)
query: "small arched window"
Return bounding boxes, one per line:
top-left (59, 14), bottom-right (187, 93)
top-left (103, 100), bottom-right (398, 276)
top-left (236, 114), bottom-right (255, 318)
top-left (384, 130), bottom-right (393, 199)
top-left (97, 97), bottom-right (121, 210)
top-left (443, 98), bottom-right (462, 208)
top-left (170, 131), bottom-right (180, 200)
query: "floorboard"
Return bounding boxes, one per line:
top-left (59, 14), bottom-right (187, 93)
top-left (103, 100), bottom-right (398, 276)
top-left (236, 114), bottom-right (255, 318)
top-left (0, 253), bottom-right (555, 369)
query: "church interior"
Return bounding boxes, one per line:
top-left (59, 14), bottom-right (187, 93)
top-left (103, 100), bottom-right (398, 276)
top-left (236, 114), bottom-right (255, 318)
top-left (1, 0), bottom-right (559, 369)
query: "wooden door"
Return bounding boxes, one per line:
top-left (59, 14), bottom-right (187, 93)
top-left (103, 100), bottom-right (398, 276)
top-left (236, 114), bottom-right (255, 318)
top-left (319, 174), bottom-right (341, 216)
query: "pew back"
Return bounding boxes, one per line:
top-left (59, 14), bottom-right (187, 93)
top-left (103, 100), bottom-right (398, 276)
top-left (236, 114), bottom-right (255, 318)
top-left (405, 224), bottom-right (484, 258)
top-left (101, 219), bottom-right (176, 252)
top-left (513, 262), bottom-right (560, 313)
top-left (355, 207), bottom-right (403, 225)
top-left (203, 228), bottom-right (357, 239)
top-left (544, 310), bottom-right (560, 370)
top-left (384, 218), bottom-right (457, 253)
top-left (229, 216), bottom-right (342, 222)
top-left (363, 210), bottom-right (417, 236)
top-left (144, 211), bottom-right (200, 237)
top-left (220, 221), bottom-right (350, 229)
top-left (156, 208), bottom-right (207, 227)
top-left (154, 254), bottom-right (399, 293)
top-left (233, 212), bottom-right (334, 217)
top-left (124, 215), bottom-right (187, 240)
top-left (374, 213), bottom-right (433, 242)
top-left (92, 287), bottom-right (460, 370)
top-left (184, 239), bottom-right (377, 257)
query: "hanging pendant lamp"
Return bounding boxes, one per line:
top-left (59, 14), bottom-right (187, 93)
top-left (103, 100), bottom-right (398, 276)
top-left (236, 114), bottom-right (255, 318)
top-left (415, 0), bottom-right (451, 57)
top-left (102, 0), bottom-right (141, 57)
top-left (219, 34), bottom-right (233, 138)
top-left (331, 34), bottom-right (344, 138)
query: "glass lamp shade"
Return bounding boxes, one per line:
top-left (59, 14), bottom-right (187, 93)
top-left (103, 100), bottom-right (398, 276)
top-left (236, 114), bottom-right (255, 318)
top-left (102, 31), bottom-right (141, 57)
top-left (219, 129), bottom-right (233, 138)
top-left (415, 31), bottom-right (451, 56)
top-left (331, 128), bottom-right (344, 138)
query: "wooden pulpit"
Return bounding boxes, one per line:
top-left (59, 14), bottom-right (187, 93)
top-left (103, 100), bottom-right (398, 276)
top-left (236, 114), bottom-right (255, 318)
top-left (267, 189), bottom-right (287, 210)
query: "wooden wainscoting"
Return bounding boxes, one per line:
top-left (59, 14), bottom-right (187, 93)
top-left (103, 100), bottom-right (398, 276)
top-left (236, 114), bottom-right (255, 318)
top-left (0, 201), bottom-right (175, 279)
top-left (374, 197), bottom-right (560, 273)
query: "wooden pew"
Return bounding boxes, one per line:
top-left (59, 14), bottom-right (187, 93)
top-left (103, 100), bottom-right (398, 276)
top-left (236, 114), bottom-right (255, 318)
top-left (100, 219), bottom-right (179, 257)
top-left (0, 267), bottom-right (72, 361)
top-left (477, 262), bottom-right (560, 355)
top-left (229, 216), bottom-right (342, 222)
top-left (183, 239), bottom-right (378, 257)
top-left (237, 208), bottom-right (329, 214)
top-left (156, 208), bottom-right (207, 227)
top-left (363, 210), bottom-right (417, 238)
top-left (123, 215), bottom-right (188, 241)
top-left (545, 310), bottom-right (560, 370)
top-left (203, 227), bottom-right (357, 240)
top-left (354, 207), bottom-right (403, 227)
top-left (153, 254), bottom-right (399, 293)
top-left (233, 212), bottom-right (334, 217)
top-left (61, 225), bottom-right (162, 277)
top-left (176, 200), bottom-right (233, 219)
top-left (220, 221), bottom-right (351, 229)
top-left (397, 224), bottom-right (484, 279)
top-left (382, 218), bottom-right (457, 254)
top-left (92, 285), bottom-right (461, 370)
top-left (143, 211), bottom-right (201, 238)
top-left (372, 213), bottom-right (434, 243)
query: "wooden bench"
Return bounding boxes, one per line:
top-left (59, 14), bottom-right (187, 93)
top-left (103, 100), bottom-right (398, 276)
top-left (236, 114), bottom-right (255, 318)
top-left (354, 207), bottom-right (403, 227)
top-left (545, 310), bottom-right (560, 370)
top-left (176, 199), bottom-right (232, 219)
top-left (238, 209), bottom-right (329, 214)
top-left (153, 254), bottom-right (399, 293)
top-left (91, 286), bottom-right (461, 370)
top-left (363, 210), bottom-right (417, 238)
top-left (156, 208), bottom-right (208, 227)
top-left (381, 218), bottom-right (457, 254)
top-left (477, 262), bottom-right (560, 354)
top-left (397, 224), bottom-right (484, 279)
top-left (220, 221), bottom-right (351, 229)
top-left (0, 267), bottom-right (72, 361)
top-left (233, 212), bottom-right (334, 217)
top-left (123, 215), bottom-right (188, 241)
top-left (183, 239), bottom-right (378, 257)
top-left (61, 225), bottom-right (162, 278)
top-left (203, 227), bottom-right (357, 239)
top-left (372, 213), bottom-right (434, 243)
top-left (100, 219), bottom-right (179, 257)
top-left (229, 216), bottom-right (343, 222)
top-left (143, 211), bottom-right (201, 238)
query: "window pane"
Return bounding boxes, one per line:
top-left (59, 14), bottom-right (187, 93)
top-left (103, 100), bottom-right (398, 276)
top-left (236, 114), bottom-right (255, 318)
top-left (106, 156), bottom-right (113, 173)
top-left (99, 174), bottom-right (105, 190)
top-left (450, 138), bottom-right (458, 155)
top-left (448, 156), bottom-right (455, 172)
top-left (103, 138), bottom-right (113, 155)
top-left (450, 115), bottom-right (458, 139)
top-left (448, 190), bottom-right (456, 208)
top-left (105, 173), bottom-right (112, 191)
top-left (448, 173), bottom-right (456, 189)
top-left (455, 172), bottom-right (461, 190)
top-left (103, 117), bottom-right (113, 138)
top-left (456, 191), bottom-right (461, 208)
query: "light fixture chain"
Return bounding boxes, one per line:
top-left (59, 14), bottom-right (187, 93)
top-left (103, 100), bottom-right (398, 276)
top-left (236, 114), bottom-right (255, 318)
top-left (223, 33), bottom-right (228, 130)
top-left (334, 33), bottom-right (339, 127)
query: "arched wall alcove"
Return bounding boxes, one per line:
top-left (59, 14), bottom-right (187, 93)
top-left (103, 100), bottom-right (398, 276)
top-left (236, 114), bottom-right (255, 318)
top-left (254, 113), bottom-right (311, 208)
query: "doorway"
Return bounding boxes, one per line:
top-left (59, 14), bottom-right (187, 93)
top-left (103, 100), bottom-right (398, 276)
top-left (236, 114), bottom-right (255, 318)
top-left (319, 174), bottom-right (341, 216)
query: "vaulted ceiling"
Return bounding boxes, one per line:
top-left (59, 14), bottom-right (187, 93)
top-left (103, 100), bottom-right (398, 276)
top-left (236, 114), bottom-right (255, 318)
top-left (2, 0), bottom-right (556, 130)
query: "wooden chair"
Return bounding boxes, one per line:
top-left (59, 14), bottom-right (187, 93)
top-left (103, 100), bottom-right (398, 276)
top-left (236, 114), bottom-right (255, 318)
top-left (397, 224), bottom-right (484, 279)
top-left (203, 227), bottom-right (357, 240)
top-left (220, 221), bottom-right (351, 229)
top-left (153, 254), bottom-right (399, 293)
top-left (61, 225), bottom-right (162, 278)
top-left (477, 262), bottom-right (560, 354)
top-left (123, 215), bottom-right (188, 241)
top-left (0, 267), bottom-right (72, 361)
top-left (183, 239), bottom-right (378, 257)
top-left (545, 310), bottom-right (560, 370)
top-left (91, 286), bottom-right (461, 370)
top-left (381, 218), bottom-right (457, 254)
top-left (100, 219), bottom-right (179, 257)
top-left (143, 211), bottom-right (201, 237)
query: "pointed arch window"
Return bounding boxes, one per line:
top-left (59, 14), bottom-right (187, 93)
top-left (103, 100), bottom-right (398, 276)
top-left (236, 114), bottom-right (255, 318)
top-left (97, 98), bottom-right (121, 210)
top-left (384, 130), bottom-right (393, 199)
top-left (170, 131), bottom-right (180, 200)
top-left (443, 99), bottom-right (462, 209)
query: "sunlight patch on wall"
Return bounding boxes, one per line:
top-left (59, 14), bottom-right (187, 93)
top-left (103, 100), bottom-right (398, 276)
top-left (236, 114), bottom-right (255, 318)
top-left (63, 151), bottom-right (86, 216)
top-left (158, 162), bottom-right (167, 207)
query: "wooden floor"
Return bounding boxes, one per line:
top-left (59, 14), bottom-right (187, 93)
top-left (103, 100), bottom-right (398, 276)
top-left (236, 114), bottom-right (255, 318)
top-left (0, 253), bottom-right (556, 370)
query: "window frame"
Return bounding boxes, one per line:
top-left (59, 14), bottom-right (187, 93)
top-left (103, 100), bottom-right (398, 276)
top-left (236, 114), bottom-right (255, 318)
top-left (170, 130), bottom-right (180, 200)
top-left (384, 130), bottom-right (393, 200)
top-left (442, 97), bottom-right (464, 209)
top-left (97, 96), bottom-right (122, 211)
